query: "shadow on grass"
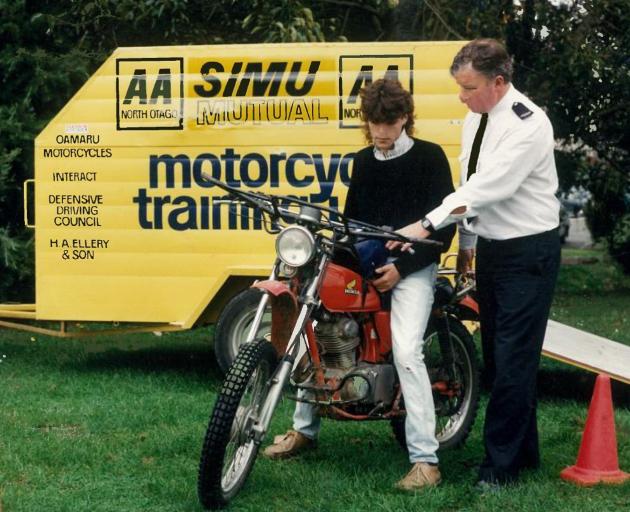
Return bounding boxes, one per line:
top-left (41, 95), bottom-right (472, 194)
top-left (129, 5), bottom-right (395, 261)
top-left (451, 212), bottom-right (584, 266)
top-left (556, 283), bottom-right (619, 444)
top-left (77, 345), bottom-right (223, 382)
top-left (537, 368), bottom-right (630, 407)
top-left (0, 327), bottom-right (223, 381)
top-left (79, 348), bottom-right (629, 406)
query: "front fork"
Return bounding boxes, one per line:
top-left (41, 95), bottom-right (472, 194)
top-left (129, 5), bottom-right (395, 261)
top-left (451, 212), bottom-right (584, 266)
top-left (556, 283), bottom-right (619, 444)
top-left (250, 255), bottom-right (328, 443)
top-left (245, 267), bottom-right (276, 344)
top-left (250, 302), bottom-right (314, 443)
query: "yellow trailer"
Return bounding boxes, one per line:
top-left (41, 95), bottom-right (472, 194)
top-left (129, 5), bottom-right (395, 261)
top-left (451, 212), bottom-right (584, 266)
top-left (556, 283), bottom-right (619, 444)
top-left (1, 41), bottom-right (467, 337)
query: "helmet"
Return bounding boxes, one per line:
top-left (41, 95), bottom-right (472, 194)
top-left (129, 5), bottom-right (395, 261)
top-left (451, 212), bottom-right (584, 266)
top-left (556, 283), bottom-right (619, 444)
top-left (354, 239), bottom-right (389, 278)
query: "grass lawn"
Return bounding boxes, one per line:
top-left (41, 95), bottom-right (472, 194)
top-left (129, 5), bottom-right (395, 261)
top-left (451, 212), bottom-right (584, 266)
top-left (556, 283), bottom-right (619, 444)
top-left (0, 247), bottom-right (629, 511)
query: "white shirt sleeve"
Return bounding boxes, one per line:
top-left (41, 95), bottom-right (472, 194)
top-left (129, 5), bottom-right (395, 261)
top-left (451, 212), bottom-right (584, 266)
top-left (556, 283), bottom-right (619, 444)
top-left (426, 116), bottom-right (551, 230)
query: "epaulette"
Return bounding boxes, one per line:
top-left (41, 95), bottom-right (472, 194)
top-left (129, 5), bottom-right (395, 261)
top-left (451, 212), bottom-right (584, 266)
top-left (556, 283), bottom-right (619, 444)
top-left (512, 102), bottom-right (533, 120)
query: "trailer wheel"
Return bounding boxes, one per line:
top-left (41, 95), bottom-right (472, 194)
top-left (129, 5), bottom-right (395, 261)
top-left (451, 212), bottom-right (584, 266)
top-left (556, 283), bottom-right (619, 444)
top-left (214, 289), bottom-right (271, 375)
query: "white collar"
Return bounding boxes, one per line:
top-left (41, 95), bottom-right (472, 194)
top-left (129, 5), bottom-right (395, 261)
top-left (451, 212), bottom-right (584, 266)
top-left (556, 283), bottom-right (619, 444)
top-left (488, 84), bottom-right (517, 118)
top-left (373, 129), bottom-right (414, 161)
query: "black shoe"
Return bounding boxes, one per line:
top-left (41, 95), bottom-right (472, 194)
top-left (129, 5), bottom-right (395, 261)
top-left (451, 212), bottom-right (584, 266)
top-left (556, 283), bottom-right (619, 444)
top-left (518, 454), bottom-right (540, 471)
top-left (520, 460), bottom-right (540, 471)
top-left (477, 465), bottom-right (516, 489)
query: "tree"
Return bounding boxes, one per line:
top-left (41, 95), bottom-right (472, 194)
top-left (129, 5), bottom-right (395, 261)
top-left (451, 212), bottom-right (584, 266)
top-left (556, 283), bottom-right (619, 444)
top-left (0, 1), bottom-right (97, 300)
top-left (504, 1), bottom-right (629, 271)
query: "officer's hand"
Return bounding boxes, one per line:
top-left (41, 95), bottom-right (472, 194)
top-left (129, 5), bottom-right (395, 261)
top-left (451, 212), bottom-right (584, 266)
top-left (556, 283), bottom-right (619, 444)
top-left (372, 263), bottom-right (401, 292)
top-left (456, 248), bottom-right (475, 275)
top-left (385, 221), bottom-right (428, 251)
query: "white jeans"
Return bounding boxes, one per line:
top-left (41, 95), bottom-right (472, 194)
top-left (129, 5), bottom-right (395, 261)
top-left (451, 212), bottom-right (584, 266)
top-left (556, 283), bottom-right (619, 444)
top-left (293, 263), bottom-right (439, 464)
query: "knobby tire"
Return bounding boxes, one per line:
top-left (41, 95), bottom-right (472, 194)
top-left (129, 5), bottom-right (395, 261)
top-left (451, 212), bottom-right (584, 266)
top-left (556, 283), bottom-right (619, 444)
top-left (198, 339), bottom-right (277, 509)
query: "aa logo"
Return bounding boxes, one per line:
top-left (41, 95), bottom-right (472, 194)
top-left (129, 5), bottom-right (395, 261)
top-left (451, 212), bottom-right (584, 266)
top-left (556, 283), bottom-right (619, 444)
top-left (338, 54), bottom-right (413, 128)
top-left (116, 58), bottom-right (184, 130)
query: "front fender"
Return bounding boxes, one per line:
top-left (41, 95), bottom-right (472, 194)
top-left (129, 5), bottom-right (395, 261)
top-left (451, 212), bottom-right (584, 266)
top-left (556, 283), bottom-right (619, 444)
top-left (252, 280), bottom-right (299, 356)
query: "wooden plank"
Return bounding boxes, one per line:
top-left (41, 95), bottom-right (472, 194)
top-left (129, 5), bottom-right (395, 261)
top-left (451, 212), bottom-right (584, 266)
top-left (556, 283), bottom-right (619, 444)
top-left (543, 320), bottom-right (630, 385)
top-left (0, 309), bottom-right (37, 319)
top-left (0, 303), bottom-right (36, 311)
top-left (0, 319), bottom-right (186, 338)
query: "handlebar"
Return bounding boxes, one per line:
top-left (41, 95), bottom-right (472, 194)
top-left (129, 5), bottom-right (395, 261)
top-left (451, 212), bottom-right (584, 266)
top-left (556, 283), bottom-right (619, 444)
top-left (200, 172), bottom-right (442, 248)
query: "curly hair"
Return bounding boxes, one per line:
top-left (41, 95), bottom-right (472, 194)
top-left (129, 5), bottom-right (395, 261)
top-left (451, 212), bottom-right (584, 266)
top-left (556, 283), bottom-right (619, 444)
top-left (359, 79), bottom-right (414, 144)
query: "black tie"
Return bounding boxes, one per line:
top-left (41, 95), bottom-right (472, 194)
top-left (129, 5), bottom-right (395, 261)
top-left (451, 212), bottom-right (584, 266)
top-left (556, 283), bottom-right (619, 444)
top-left (467, 113), bottom-right (488, 181)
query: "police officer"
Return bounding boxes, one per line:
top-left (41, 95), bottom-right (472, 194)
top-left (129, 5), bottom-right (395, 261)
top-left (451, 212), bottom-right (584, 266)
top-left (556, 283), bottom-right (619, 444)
top-left (390, 38), bottom-right (561, 487)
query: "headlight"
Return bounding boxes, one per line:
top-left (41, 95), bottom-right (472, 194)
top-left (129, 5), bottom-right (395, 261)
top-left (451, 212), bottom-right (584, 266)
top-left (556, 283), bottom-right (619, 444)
top-left (275, 226), bottom-right (315, 267)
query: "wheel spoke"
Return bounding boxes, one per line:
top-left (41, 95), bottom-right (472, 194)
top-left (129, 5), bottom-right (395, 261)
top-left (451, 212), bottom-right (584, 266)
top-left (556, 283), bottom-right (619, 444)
top-left (220, 360), bottom-right (270, 491)
top-left (390, 324), bottom-right (479, 454)
top-left (199, 339), bottom-right (279, 509)
top-left (424, 329), bottom-right (476, 443)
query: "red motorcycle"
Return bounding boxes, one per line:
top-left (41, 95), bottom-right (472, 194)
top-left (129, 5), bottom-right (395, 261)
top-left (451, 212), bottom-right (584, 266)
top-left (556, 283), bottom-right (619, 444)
top-left (197, 176), bottom-right (480, 509)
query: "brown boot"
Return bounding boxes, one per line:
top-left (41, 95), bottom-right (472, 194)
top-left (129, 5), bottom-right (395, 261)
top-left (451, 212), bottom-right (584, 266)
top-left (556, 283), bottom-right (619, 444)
top-left (395, 462), bottom-right (442, 491)
top-left (263, 430), bottom-right (316, 460)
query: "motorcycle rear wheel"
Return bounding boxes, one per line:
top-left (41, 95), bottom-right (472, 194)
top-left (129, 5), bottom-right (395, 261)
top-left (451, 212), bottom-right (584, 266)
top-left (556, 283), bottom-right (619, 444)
top-left (391, 319), bottom-right (479, 451)
top-left (198, 339), bottom-right (277, 510)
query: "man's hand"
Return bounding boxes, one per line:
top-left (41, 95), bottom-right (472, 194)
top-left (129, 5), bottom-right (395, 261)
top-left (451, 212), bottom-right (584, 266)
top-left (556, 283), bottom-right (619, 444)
top-left (457, 248), bottom-right (475, 274)
top-left (372, 263), bottom-right (401, 292)
top-left (385, 221), bottom-right (430, 251)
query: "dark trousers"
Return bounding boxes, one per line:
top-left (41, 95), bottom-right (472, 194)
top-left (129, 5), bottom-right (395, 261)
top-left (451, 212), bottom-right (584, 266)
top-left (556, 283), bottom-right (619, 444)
top-left (475, 228), bottom-right (560, 483)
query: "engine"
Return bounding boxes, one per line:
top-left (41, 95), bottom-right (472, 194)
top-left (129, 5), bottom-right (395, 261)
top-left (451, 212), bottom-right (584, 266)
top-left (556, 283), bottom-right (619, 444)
top-left (314, 315), bottom-right (360, 369)
top-left (310, 314), bottom-right (396, 409)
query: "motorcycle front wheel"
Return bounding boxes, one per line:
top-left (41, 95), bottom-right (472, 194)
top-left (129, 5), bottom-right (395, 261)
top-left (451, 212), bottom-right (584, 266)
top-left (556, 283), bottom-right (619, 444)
top-left (198, 339), bottom-right (277, 510)
top-left (391, 319), bottom-right (480, 451)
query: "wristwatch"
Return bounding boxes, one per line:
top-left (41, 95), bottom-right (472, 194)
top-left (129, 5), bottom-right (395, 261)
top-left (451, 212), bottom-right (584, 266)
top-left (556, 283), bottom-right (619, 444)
top-left (420, 217), bottom-right (435, 234)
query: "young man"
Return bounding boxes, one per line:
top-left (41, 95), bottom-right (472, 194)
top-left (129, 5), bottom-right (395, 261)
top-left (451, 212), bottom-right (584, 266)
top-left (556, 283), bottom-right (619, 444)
top-left (391, 39), bottom-right (561, 488)
top-left (263, 78), bottom-right (456, 491)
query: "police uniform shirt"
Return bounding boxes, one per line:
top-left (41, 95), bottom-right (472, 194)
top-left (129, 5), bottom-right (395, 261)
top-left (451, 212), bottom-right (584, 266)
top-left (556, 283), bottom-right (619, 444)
top-left (425, 84), bottom-right (560, 247)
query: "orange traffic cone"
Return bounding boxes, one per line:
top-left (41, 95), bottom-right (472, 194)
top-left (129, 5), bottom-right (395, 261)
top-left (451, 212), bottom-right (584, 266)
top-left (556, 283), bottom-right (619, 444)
top-left (560, 374), bottom-right (629, 486)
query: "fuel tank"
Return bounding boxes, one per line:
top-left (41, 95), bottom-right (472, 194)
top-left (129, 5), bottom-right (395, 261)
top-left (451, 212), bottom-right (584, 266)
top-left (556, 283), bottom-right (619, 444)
top-left (319, 263), bottom-right (381, 312)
